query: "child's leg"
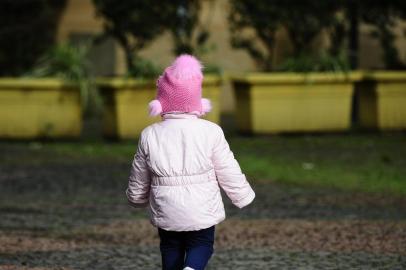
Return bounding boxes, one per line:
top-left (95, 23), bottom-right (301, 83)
top-left (158, 228), bottom-right (186, 270)
top-left (183, 226), bottom-right (215, 270)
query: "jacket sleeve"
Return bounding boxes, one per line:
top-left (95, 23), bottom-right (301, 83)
top-left (126, 132), bottom-right (151, 208)
top-left (212, 127), bottom-right (255, 208)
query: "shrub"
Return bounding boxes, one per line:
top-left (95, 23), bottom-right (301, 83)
top-left (278, 51), bottom-right (350, 73)
top-left (127, 57), bottom-right (162, 79)
top-left (28, 43), bottom-right (100, 115)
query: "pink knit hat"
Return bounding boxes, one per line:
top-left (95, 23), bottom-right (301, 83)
top-left (148, 54), bottom-right (211, 116)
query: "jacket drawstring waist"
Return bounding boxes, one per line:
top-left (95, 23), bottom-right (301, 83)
top-left (151, 169), bottom-right (216, 186)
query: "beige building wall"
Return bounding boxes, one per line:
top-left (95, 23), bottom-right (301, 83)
top-left (57, 0), bottom-right (103, 41)
top-left (358, 20), bottom-right (406, 69)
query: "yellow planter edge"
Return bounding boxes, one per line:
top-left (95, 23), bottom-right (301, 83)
top-left (362, 71), bottom-right (406, 82)
top-left (230, 71), bottom-right (363, 85)
top-left (0, 77), bottom-right (77, 89)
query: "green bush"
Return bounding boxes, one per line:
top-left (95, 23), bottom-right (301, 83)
top-left (127, 57), bottom-right (162, 79)
top-left (278, 51), bottom-right (350, 73)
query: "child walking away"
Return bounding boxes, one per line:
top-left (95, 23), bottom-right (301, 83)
top-left (126, 54), bottom-right (255, 270)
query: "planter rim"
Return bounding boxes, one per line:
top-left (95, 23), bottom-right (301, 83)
top-left (96, 77), bottom-right (155, 88)
top-left (230, 71), bottom-right (363, 84)
top-left (362, 71), bottom-right (406, 81)
top-left (96, 75), bottom-right (222, 88)
top-left (0, 77), bottom-right (76, 89)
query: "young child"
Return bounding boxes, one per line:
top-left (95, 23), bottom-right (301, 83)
top-left (126, 54), bottom-right (255, 270)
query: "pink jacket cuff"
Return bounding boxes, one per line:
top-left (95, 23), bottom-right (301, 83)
top-left (126, 189), bottom-right (149, 208)
top-left (233, 189), bottom-right (255, 208)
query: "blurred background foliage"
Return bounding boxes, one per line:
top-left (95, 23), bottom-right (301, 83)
top-left (0, 0), bottom-right (405, 77)
top-left (167, 0), bottom-right (209, 56)
top-left (92, 0), bottom-right (219, 77)
top-left (230, 0), bottom-right (406, 71)
top-left (359, 0), bottom-right (406, 70)
top-left (92, 0), bottom-right (169, 78)
top-left (0, 0), bottom-right (67, 76)
top-left (278, 50), bottom-right (350, 73)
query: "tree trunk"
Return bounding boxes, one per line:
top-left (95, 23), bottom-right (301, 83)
top-left (348, 0), bottom-right (359, 69)
top-left (124, 45), bottom-right (135, 73)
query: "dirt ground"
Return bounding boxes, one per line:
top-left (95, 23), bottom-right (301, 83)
top-left (0, 142), bottom-right (405, 269)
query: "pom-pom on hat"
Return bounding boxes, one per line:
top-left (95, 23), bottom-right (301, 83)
top-left (148, 54), bottom-right (211, 116)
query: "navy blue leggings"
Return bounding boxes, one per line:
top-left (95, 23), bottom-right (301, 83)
top-left (158, 226), bottom-right (215, 270)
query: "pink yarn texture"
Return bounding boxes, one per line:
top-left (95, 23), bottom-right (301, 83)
top-left (148, 54), bottom-right (211, 116)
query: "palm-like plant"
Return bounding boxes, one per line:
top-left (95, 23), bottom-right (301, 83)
top-left (29, 43), bottom-right (99, 115)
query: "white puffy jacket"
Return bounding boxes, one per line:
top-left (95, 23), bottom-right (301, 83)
top-left (126, 113), bottom-right (255, 231)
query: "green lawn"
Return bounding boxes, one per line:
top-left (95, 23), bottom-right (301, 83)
top-left (230, 134), bottom-right (406, 196)
top-left (5, 133), bottom-right (406, 196)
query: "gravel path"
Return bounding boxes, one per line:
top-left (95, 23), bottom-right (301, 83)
top-left (1, 142), bottom-right (405, 269)
top-left (1, 246), bottom-right (405, 270)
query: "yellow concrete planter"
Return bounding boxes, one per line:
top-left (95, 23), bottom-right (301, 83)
top-left (356, 71), bottom-right (406, 130)
top-left (231, 72), bottom-right (361, 134)
top-left (97, 75), bottom-right (221, 139)
top-left (0, 78), bottom-right (82, 138)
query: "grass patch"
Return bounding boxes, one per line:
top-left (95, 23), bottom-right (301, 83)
top-left (229, 134), bottom-right (406, 196)
top-left (1, 133), bottom-right (405, 196)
